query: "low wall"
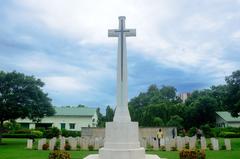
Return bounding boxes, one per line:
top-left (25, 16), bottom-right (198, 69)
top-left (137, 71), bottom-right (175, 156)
top-left (82, 127), bottom-right (177, 139)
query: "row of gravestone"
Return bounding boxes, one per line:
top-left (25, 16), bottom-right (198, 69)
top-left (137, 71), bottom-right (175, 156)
top-left (27, 137), bottom-right (104, 150)
top-left (27, 136), bottom-right (231, 151)
top-left (139, 136), bottom-right (231, 151)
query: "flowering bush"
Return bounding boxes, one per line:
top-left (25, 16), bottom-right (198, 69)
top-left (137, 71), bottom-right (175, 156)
top-left (48, 150), bottom-right (71, 159)
top-left (179, 149), bottom-right (206, 159)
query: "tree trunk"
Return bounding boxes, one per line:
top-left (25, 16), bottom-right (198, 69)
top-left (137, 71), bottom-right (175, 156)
top-left (0, 120), bottom-right (3, 144)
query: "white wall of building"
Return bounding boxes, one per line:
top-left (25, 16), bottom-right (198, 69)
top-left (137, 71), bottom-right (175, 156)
top-left (16, 113), bottom-right (98, 131)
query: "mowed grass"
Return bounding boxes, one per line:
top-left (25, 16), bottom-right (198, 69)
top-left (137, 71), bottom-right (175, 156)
top-left (0, 138), bottom-right (240, 159)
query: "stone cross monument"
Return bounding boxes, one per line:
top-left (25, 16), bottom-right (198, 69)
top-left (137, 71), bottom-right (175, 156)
top-left (108, 16), bottom-right (136, 123)
top-left (84, 16), bottom-right (160, 159)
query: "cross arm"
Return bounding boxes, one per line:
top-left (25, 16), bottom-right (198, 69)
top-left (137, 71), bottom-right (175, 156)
top-left (108, 29), bottom-right (119, 37)
top-left (125, 29), bottom-right (136, 37)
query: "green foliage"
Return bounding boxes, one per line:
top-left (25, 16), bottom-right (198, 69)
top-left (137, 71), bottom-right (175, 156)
top-left (96, 108), bottom-right (105, 127)
top-left (0, 71), bottom-right (55, 143)
top-left (166, 115), bottom-right (184, 128)
top-left (48, 150), bottom-right (71, 159)
top-left (207, 143), bottom-right (213, 150)
top-left (153, 117), bottom-right (164, 126)
top-left (54, 140), bottom-right (60, 150)
top-left (105, 106), bottom-right (114, 122)
top-left (88, 145), bottom-right (94, 151)
top-left (219, 132), bottom-right (240, 138)
top-left (3, 121), bottom-right (21, 131)
top-left (12, 129), bottom-right (32, 134)
top-left (188, 127), bottom-right (197, 137)
top-left (45, 127), bottom-right (60, 139)
top-left (2, 133), bottom-right (37, 138)
top-left (225, 70), bottom-right (240, 117)
top-left (64, 142), bottom-right (71, 151)
top-left (200, 124), bottom-right (214, 138)
top-left (61, 129), bottom-right (81, 137)
top-left (31, 130), bottom-right (43, 138)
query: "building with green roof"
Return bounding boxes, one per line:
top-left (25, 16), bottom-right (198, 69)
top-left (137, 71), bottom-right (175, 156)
top-left (216, 111), bottom-right (240, 127)
top-left (16, 107), bottom-right (98, 131)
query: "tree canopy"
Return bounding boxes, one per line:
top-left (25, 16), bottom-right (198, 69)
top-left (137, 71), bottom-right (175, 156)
top-left (0, 71), bottom-right (55, 143)
top-left (97, 70), bottom-right (240, 129)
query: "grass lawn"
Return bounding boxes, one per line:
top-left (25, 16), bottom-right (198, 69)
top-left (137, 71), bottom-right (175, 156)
top-left (0, 138), bottom-right (240, 159)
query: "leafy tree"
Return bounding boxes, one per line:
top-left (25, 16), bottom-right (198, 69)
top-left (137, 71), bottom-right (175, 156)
top-left (166, 115), bottom-right (184, 128)
top-left (77, 104), bottom-right (85, 107)
top-left (190, 96), bottom-right (217, 127)
top-left (0, 71), bottom-right (54, 143)
top-left (225, 70), bottom-right (240, 117)
top-left (159, 85), bottom-right (177, 101)
top-left (153, 117), bottom-right (164, 126)
top-left (96, 108), bottom-right (105, 127)
top-left (105, 106), bottom-right (114, 122)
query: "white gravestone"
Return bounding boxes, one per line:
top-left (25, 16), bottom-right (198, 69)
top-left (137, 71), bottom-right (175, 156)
top-left (176, 137), bottom-right (183, 151)
top-left (200, 137), bottom-right (206, 150)
top-left (81, 138), bottom-right (89, 150)
top-left (60, 137), bottom-right (65, 150)
top-left (140, 138), bottom-right (147, 149)
top-left (170, 138), bottom-right (176, 150)
top-left (94, 138), bottom-right (101, 150)
top-left (189, 137), bottom-right (196, 150)
top-left (49, 137), bottom-right (57, 150)
top-left (160, 138), bottom-right (165, 147)
top-left (184, 136), bottom-right (190, 144)
top-left (153, 138), bottom-right (159, 150)
top-left (69, 137), bottom-right (77, 150)
top-left (27, 139), bottom-right (33, 149)
top-left (84, 16), bottom-right (160, 159)
top-left (165, 138), bottom-right (171, 151)
top-left (211, 138), bottom-right (219, 151)
top-left (38, 138), bottom-right (46, 150)
top-left (224, 139), bottom-right (231, 150)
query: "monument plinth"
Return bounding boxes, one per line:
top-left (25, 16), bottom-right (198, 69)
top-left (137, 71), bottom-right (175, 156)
top-left (84, 16), bottom-right (161, 159)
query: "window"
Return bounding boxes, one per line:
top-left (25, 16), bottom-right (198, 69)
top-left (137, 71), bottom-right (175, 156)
top-left (69, 123), bottom-right (75, 129)
top-left (61, 123), bottom-right (66, 129)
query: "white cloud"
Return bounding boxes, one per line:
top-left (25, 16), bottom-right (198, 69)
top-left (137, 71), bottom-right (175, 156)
top-left (232, 31), bottom-right (240, 39)
top-left (42, 76), bottom-right (91, 92)
top-left (2, 0), bottom-right (240, 105)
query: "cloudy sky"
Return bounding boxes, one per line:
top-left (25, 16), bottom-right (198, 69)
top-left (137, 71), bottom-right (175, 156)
top-left (0, 0), bottom-right (240, 109)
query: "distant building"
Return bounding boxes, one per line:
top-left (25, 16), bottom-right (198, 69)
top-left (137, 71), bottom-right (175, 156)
top-left (178, 92), bottom-right (191, 103)
top-left (16, 107), bottom-right (98, 131)
top-left (216, 111), bottom-right (240, 128)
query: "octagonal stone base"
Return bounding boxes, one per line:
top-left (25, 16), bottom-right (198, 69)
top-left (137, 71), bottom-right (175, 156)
top-left (84, 154), bottom-right (161, 159)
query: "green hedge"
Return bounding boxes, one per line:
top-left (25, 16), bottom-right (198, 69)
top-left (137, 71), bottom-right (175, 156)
top-left (61, 129), bottom-right (81, 137)
top-left (2, 133), bottom-right (38, 138)
top-left (219, 131), bottom-right (240, 138)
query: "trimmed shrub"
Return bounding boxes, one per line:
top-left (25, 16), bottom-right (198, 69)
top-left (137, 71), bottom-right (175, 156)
top-left (45, 127), bottom-right (60, 139)
top-left (207, 143), bottom-right (213, 150)
top-left (31, 130), bottom-right (43, 138)
top-left (220, 145), bottom-right (226, 150)
top-left (200, 124), bottom-right (214, 138)
top-left (179, 149), bottom-right (206, 159)
top-left (171, 146), bottom-right (177, 151)
top-left (64, 143), bottom-right (71, 151)
top-left (219, 132), bottom-right (240, 138)
top-left (2, 133), bottom-right (37, 138)
top-left (43, 143), bottom-right (49, 150)
top-left (13, 129), bottom-right (31, 134)
top-left (188, 127), bottom-right (197, 137)
top-left (61, 129), bottom-right (81, 137)
top-left (48, 150), bottom-right (71, 159)
top-left (54, 140), bottom-right (60, 150)
top-left (88, 145), bottom-right (94, 151)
